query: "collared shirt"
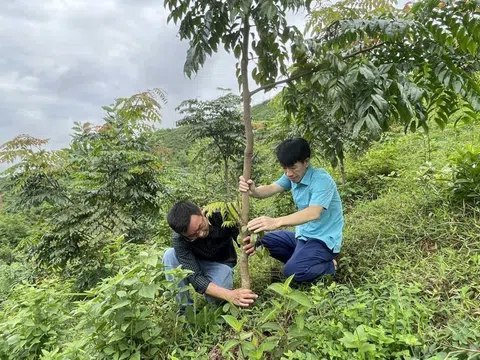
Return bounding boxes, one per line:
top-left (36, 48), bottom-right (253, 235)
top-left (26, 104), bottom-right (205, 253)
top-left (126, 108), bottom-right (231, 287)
top-left (172, 212), bottom-right (239, 294)
top-left (275, 165), bottom-right (344, 253)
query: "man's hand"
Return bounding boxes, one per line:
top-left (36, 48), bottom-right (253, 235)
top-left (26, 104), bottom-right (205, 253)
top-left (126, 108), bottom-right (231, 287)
top-left (227, 288), bottom-right (258, 307)
top-left (239, 176), bottom-right (256, 195)
top-left (247, 216), bottom-right (281, 233)
top-left (242, 235), bottom-right (256, 256)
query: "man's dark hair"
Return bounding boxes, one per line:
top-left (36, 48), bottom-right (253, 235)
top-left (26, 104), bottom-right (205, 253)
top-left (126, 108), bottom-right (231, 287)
top-left (167, 201), bottom-right (202, 234)
top-left (275, 138), bottom-right (311, 167)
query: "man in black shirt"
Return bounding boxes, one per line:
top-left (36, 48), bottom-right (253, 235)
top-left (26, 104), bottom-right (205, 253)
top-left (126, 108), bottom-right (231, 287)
top-left (162, 201), bottom-right (258, 307)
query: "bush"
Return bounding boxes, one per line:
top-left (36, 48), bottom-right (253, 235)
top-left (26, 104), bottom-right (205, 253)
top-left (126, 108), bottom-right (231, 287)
top-left (0, 279), bottom-right (72, 359)
top-left (0, 262), bottom-right (33, 302)
top-left (72, 247), bottom-right (190, 359)
top-left (449, 144), bottom-right (480, 204)
top-left (0, 211), bottom-right (30, 252)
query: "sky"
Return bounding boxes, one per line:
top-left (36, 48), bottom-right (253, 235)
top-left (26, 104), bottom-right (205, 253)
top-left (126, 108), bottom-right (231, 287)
top-left (1, 0), bottom-right (307, 171)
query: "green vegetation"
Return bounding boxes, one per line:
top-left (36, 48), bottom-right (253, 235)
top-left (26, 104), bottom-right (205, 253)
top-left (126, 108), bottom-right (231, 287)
top-left (1, 98), bottom-right (479, 358)
top-left (1, 0), bottom-right (479, 359)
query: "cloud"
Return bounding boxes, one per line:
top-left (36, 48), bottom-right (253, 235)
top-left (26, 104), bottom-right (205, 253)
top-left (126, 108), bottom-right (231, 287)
top-left (0, 0), bottom-right (306, 171)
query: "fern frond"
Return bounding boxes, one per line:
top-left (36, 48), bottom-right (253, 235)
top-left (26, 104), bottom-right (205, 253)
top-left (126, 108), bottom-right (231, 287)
top-left (204, 200), bottom-right (241, 227)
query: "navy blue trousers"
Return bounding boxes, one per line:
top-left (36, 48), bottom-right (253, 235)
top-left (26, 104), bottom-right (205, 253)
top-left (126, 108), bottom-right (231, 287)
top-left (258, 230), bottom-right (337, 282)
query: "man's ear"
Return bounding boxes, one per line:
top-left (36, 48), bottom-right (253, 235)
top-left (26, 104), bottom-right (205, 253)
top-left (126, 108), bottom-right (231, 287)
top-left (304, 157), bottom-right (310, 166)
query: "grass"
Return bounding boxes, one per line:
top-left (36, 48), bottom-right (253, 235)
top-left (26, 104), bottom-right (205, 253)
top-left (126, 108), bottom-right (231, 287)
top-left (1, 121), bottom-right (479, 359)
top-left (228, 121), bottom-right (480, 359)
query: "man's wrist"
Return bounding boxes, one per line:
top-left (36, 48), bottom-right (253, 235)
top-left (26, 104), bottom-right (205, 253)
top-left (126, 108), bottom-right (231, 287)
top-left (276, 217), bottom-right (285, 228)
top-left (206, 282), bottom-right (233, 302)
top-left (223, 289), bottom-right (233, 302)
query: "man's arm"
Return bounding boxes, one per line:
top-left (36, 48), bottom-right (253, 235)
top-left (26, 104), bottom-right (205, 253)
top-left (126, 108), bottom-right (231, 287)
top-left (173, 233), bottom-right (257, 307)
top-left (276, 205), bottom-right (323, 227)
top-left (239, 176), bottom-right (285, 199)
top-left (251, 183), bottom-right (285, 199)
top-left (172, 233), bottom-right (211, 293)
top-left (247, 205), bottom-right (323, 233)
top-left (205, 283), bottom-right (258, 307)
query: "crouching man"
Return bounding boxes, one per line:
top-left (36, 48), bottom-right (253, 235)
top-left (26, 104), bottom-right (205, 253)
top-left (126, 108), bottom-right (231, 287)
top-left (162, 201), bottom-right (257, 308)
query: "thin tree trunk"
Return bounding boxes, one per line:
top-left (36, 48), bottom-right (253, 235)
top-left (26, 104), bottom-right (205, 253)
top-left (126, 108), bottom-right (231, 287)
top-left (239, 18), bottom-right (252, 289)
top-left (224, 158), bottom-right (229, 199)
top-left (339, 156), bottom-right (347, 185)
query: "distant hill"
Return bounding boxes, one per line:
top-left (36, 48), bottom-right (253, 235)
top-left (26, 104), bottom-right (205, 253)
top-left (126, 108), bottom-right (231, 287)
top-left (251, 99), bottom-right (279, 123)
top-left (153, 99), bottom-right (279, 153)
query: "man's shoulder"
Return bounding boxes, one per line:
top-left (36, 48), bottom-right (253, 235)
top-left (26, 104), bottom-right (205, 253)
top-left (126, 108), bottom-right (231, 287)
top-left (310, 167), bottom-right (335, 183)
top-left (172, 232), bottom-right (185, 244)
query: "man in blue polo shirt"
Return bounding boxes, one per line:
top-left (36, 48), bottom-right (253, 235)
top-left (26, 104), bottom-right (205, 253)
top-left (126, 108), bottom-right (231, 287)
top-left (239, 138), bottom-right (344, 282)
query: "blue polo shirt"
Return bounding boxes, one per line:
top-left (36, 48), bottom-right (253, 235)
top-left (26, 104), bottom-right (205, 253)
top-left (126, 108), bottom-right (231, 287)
top-left (275, 165), bottom-right (344, 253)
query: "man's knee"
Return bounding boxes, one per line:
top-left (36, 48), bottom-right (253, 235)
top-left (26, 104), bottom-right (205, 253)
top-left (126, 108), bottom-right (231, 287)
top-left (218, 265), bottom-right (234, 290)
top-left (259, 230), bottom-right (292, 249)
top-left (283, 261), bottom-right (323, 282)
top-left (283, 260), bottom-right (334, 282)
top-left (210, 263), bottom-right (233, 290)
top-left (162, 248), bottom-right (179, 268)
top-left (283, 261), bottom-right (314, 282)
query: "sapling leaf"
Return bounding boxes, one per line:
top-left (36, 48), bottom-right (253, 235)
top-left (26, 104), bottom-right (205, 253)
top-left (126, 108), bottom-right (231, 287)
top-left (222, 315), bottom-right (243, 332)
top-left (240, 331), bottom-right (253, 340)
top-left (284, 274), bottom-right (295, 291)
top-left (222, 340), bottom-right (240, 354)
top-left (267, 283), bottom-right (286, 296)
top-left (286, 290), bottom-right (313, 308)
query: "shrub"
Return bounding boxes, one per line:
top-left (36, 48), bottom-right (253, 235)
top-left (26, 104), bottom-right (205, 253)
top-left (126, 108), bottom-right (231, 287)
top-left (73, 247), bottom-right (190, 359)
top-left (449, 144), bottom-right (480, 204)
top-left (0, 279), bottom-right (72, 359)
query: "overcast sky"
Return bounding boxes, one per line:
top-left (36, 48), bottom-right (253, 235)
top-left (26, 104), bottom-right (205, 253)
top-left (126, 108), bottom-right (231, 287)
top-left (0, 0), bottom-right (308, 171)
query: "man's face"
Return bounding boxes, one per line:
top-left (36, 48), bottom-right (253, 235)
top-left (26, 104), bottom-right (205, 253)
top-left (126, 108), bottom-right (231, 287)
top-left (183, 214), bottom-right (210, 241)
top-left (281, 159), bottom-right (309, 183)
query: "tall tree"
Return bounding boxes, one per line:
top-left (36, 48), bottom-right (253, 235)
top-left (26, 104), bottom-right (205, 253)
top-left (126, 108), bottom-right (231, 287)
top-left (281, 0), bottom-right (480, 153)
top-left (285, 0), bottom-right (397, 183)
top-left (0, 90), bottom-right (167, 288)
top-left (176, 92), bottom-right (245, 198)
top-left (165, 0), bottom-right (311, 289)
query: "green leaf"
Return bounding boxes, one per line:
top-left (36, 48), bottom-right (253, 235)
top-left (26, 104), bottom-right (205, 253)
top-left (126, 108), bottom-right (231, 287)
top-left (240, 331), bottom-right (253, 340)
top-left (234, 45), bottom-right (241, 58)
top-left (353, 117), bottom-right (366, 137)
top-left (359, 66), bottom-right (375, 81)
top-left (111, 299), bottom-right (131, 310)
top-left (123, 278), bottom-right (137, 286)
top-left (261, 322), bottom-right (282, 331)
top-left (296, 313), bottom-right (305, 330)
top-left (371, 94), bottom-right (388, 112)
top-left (259, 307), bottom-right (279, 323)
top-left (267, 282), bottom-right (286, 296)
top-left (104, 347), bottom-right (116, 356)
top-left (222, 315), bottom-right (243, 332)
top-left (364, 114), bottom-right (382, 135)
top-left (398, 334), bottom-right (421, 346)
top-left (222, 339), bottom-right (240, 354)
top-left (286, 290), bottom-right (312, 308)
top-left (144, 254), bottom-right (158, 267)
top-left (284, 274), bottom-right (295, 289)
top-left (6, 334), bottom-right (20, 345)
top-left (119, 350), bottom-right (131, 360)
top-left (139, 283), bottom-right (157, 299)
top-left (260, 341), bottom-right (277, 352)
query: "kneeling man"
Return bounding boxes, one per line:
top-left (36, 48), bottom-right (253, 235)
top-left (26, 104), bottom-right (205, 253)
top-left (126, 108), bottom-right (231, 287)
top-left (162, 201), bottom-right (257, 307)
